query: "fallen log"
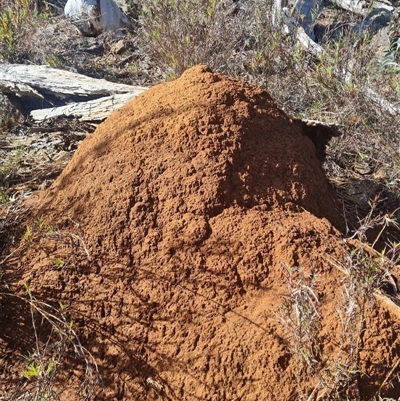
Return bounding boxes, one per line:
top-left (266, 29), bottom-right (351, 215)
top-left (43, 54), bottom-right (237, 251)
top-left (291, 0), bottom-right (324, 40)
top-left (30, 92), bottom-right (143, 122)
top-left (0, 64), bottom-right (147, 122)
top-left (276, 0), bottom-right (399, 115)
top-left (0, 64), bottom-right (142, 98)
top-left (364, 87), bottom-right (400, 115)
top-left (329, 0), bottom-right (395, 15)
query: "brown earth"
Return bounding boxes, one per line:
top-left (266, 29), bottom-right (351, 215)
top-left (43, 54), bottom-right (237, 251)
top-left (1, 65), bottom-right (399, 400)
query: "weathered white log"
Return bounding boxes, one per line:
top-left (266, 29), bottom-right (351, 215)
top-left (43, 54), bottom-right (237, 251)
top-left (0, 64), bottom-right (147, 122)
top-left (291, 0), bottom-right (324, 40)
top-left (30, 92), bottom-right (145, 122)
top-left (0, 81), bottom-right (44, 98)
top-left (364, 87), bottom-right (400, 115)
top-left (276, 0), bottom-right (399, 116)
top-left (272, 0), bottom-right (288, 26)
top-left (64, 0), bottom-right (131, 36)
top-left (281, 7), bottom-right (323, 55)
top-left (0, 64), bottom-right (141, 98)
top-left (329, 0), bottom-right (394, 15)
top-left (293, 32), bottom-right (399, 115)
top-left (296, 25), bottom-right (324, 55)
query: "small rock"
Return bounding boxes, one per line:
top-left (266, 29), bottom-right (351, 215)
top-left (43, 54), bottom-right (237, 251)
top-left (112, 39), bottom-right (126, 54)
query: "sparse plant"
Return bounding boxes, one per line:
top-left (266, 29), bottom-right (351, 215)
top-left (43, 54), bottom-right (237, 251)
top-left (0, 190), bottom-right (9, 204)
top-left (320, 247), bottom-right (378, 399)
top-left (52, 257), bottom-right (65, 269)
top-left (40, 0), bottom-right (51, 19)
top-left (1, 213), bottom-right (90, 272)
top-left (138, 0), bottom-right (257, 78)
top-left (45, 54), bottom-right (62, 67)
top-left (23, 224), bottom-right (33, 242)
top-left (319, 202), bottom-right (400, 398)
top-left (380, 15), bottom-right (400, 72)
top-left (0, 0), bottom-right (33, 60)
top-left (0, 146), bottom-right (25, 186)
top-left (277, 264), bottom-right (322, 398)
top-left (21, 353), bottom-right (46, 381)
top-left (279, 204), bottom-right (400, 399)
top-left (0, 0), bottom-right (53, 61)
top-left (346, 196), bottom-right (400, 257)
top-left (36, 215), bottom-right (45, 229)
top-left (46, 225), bottom-right (56, 236)
top-left (1, 283), bottom-right (101, 400)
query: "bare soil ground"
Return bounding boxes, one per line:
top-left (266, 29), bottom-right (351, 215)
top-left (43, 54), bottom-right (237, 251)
top-left (1, 66), bottom-right (399, 400)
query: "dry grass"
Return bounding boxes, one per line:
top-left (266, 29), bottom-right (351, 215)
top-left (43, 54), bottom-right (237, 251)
top-left (137, 0), bottom-right (256, 78)
top-left (0, 0), bottom-right (400, 398)
top-left (0, 284), bottom-right (101, 400)
top-left (136, 0), bottom-right (400, 249)
top-left (279, 241), bottom-right (399, 399)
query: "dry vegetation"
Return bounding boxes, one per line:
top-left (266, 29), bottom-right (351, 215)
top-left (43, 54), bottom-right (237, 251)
top-left (1, 0), bottom-right (400, 399)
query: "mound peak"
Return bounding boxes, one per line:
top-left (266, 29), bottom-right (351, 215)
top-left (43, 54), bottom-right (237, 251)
top-left (39, 64), bottom-right (341, 260)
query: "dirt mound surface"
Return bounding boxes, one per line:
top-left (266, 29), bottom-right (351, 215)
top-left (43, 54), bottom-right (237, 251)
top-left (1, 65), bottom-right (399, 400)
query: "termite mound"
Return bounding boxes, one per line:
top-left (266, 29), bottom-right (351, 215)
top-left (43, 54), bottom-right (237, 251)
top-left (3, 65), bottom-right (398, 401)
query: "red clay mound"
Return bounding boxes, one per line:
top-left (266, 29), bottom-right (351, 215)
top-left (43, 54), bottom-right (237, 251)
top-left (2, 65), bottom-right (399, 400)
top-left (39, 65), bottom-right (343, 259)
